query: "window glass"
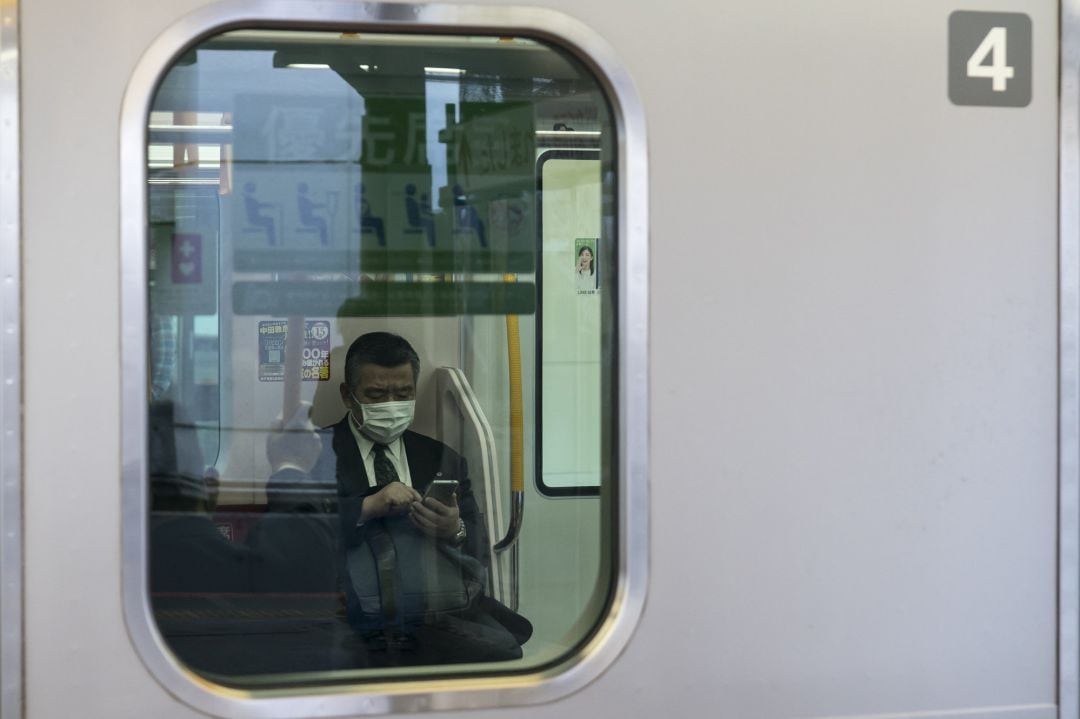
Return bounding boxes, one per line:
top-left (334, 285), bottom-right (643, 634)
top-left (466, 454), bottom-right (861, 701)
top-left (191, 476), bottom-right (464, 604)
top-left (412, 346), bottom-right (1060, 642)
top-left (147, 29), bottom-right (615, 686)
top-left (538, 150), bottom-right (606, 496)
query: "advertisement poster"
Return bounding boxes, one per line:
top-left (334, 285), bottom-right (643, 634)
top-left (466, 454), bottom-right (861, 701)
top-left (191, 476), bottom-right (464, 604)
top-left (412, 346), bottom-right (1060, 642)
top-left (258, 319), bottom-right (331, 382)
top-left (575, 237), bottom-right (599, 294)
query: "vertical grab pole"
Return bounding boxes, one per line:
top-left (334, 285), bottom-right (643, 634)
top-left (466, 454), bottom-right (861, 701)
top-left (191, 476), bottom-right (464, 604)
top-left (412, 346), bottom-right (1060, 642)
top-left (504, 314), bottom-right (525, 497)
top-left (495, 275), bottom-right (525, 610)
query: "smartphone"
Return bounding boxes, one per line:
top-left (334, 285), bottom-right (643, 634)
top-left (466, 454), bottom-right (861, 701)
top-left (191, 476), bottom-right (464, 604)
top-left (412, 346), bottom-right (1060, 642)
top-left (424, 479), bottom-right (459, 505)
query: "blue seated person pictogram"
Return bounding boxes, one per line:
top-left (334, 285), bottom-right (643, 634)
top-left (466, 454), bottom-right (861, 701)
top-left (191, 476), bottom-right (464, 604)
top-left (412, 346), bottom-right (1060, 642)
top-left (452, 184), bottom-right (486, 248)
top-left (354, 183), bottom-right (386, 247)
top-left (243, 182), bottom-right (278, 246)
top-left (404, 184), bottom-right (436, 247)
top-left (297, 182), bottom-right (329, 246)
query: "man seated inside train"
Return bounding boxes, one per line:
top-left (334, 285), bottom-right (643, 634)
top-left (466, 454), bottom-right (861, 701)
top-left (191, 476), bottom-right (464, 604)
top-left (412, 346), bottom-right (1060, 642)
top-left (264, 331), bottom-right (530, 666)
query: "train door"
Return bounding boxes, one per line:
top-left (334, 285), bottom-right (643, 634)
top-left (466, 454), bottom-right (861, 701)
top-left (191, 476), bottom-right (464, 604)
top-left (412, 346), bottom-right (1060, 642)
top-left (7, 0), bottom-right (1072, 718)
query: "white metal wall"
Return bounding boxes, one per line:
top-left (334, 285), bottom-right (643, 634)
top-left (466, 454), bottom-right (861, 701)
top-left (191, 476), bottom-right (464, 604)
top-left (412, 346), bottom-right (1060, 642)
top-left (20, 1), bottom-right (1061, 718)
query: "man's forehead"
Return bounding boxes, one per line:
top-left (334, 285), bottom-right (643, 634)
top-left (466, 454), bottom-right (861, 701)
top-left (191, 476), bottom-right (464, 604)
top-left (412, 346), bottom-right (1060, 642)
top-left (356, 362), bottom-right (414, 386)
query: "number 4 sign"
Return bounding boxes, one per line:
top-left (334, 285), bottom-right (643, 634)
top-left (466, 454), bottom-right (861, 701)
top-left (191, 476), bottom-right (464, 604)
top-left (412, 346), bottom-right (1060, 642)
top-left (949, 11), bottom-right (1031, 107)
top-left (966, 27), bottom-right (1014, 92)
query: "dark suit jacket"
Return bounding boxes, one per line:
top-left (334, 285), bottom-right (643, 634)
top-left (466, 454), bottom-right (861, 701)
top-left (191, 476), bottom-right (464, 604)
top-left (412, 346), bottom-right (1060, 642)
top-left (264, 417), bottom-right (489, 567)
top-left (256, 417), bottom-right (529, 652)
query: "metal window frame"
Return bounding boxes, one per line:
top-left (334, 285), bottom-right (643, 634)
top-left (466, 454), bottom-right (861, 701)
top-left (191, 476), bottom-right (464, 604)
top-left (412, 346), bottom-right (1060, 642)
top-left (119, 2), bottom-right (648, 716)
top-left (0, 0), bottom-right (20, 716)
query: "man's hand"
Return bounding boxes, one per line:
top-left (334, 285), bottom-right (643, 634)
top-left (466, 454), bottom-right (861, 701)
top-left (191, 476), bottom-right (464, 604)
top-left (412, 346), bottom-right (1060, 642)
top-left (409, 493), bottom-right (460, 540)
top-left (360, 481), bottom-right (422, 522)
top-left (266, 403), bottom-right (322, 474)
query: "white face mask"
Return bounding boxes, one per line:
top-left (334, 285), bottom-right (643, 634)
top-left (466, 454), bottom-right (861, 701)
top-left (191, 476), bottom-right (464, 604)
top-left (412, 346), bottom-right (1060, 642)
top-left (354, 398), bottom-right (415, 444)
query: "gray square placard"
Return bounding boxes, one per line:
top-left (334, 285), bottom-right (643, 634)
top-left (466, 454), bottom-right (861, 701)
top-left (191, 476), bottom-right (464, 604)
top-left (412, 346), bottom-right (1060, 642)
top-left (949, 11), bottom-right (1031, 107)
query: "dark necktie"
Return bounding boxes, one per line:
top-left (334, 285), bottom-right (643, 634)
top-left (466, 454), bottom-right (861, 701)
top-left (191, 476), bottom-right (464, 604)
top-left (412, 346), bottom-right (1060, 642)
top-left (373, 443), bottom-right (399, 487)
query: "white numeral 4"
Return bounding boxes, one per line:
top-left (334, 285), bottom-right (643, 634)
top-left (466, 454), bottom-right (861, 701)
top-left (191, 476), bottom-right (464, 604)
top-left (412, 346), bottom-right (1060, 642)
top-left (966, 26), bottom-right (1014, 92)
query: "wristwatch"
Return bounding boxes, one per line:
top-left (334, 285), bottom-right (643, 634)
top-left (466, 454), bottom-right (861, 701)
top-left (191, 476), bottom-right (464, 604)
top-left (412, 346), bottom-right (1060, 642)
top-left (450, 518), bottom-right (467, 547)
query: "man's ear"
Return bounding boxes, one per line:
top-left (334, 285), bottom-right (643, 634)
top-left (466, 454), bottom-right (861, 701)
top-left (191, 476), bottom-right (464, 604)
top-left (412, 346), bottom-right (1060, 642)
top-left (339, 382), bottom-right (351, 405)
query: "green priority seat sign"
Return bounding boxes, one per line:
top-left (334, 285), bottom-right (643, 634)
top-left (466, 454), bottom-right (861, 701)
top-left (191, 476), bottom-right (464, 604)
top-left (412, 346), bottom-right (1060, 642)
top-left (232, 280), bottom-right (536, 317)
top-left (229, 95), bottom-right (537, 274)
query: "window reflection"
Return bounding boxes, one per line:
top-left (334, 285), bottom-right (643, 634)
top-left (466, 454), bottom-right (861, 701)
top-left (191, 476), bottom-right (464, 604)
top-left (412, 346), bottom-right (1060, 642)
top-left (147, 29), bottom-right (614, 684)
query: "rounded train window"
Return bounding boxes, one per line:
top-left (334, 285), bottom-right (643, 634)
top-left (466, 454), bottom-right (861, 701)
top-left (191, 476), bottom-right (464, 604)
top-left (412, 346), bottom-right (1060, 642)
top-left (131, 15), bottom-right (644, 707)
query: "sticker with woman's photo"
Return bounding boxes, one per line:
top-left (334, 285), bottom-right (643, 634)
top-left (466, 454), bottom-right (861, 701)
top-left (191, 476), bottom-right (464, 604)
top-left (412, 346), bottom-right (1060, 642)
top-left (575, 238), bottom-right (598, 294)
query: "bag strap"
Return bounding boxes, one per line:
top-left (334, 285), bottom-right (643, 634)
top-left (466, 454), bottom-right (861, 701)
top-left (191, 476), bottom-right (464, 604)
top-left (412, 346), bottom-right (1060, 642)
top-left (363, 520), bottom-right (399, 621)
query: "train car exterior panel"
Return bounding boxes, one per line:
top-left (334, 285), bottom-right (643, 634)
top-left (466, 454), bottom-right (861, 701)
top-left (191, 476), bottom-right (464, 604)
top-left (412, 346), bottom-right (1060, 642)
top-left (13, 0), bottom-right (1068, 717)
